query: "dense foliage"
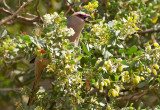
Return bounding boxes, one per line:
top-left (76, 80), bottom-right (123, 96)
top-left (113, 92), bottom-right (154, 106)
top-left (0, 0), bottom-right (160, 109)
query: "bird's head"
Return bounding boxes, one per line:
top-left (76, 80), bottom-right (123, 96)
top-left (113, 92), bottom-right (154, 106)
top-left (67, 12), bottom-right (91, 31)
top-left (67, 12), bottom-right (91, 47)
top-left (72, 12), bottom-right (91, 23)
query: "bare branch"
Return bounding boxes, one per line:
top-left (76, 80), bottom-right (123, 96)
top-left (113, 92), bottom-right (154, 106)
top-left (34, 0), bottom-right (43, 23)
top-left (116, 84), bottom-right (158, 102)
top-left (64, 0), bottom-right (75, 17)
top-left (2, 0), bottom-right (12, 11)
top-left (0, 0), bottom-right (34, 26)
top-left (0, 7), bottom-right (12, 15)
top-left (138, 29), bottom-right (160, 35)
top-left (89, 88), bottom-right (99, 95)
top-left (0, 88), bottom-right (21, 92)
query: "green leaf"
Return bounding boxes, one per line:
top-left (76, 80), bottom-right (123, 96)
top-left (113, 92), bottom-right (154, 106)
top-left (136, 51), bottom-right (143, 56)
top-left (125, 45), bottom-right (137, 55)
top-left (22, 35), bottom-right (32, 43)
top-left (82, 42), bottom-right (92, 55)
top-left (157, 78), bottom-right (160, 83)
top-left (110, 75), bottom-right (116, 81)
top-left (91, 19), bottom-right (102, 23)
top-left (91, 0), bottom-right (96, 3)
top-left (118, 49), bottom-right (124, 54)
top-left (83, 33), bottom-right (89, 39)
top-left (96, 60), bottom-right (104, 69)
top-left (130, 60), bottom-right (138, 68)
top-left (137, 81), bottom-right (147, 88)
top-left (137, 102), bottom-right (143, 110)
top-left (121, 60), bottom-right (127, 65)
top-left (109, 36), bottom-right (116, 46)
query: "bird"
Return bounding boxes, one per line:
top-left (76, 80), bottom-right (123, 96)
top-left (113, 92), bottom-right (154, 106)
top-left (27, 12), bottom-right (91, 106)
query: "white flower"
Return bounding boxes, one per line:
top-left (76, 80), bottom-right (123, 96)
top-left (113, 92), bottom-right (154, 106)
top-left (51, 12), bottom-right (59, 22)
top-left (108, 21), bottom-right (114, 28)
top-left (38, 86), bottom-right (45, 93)
top-left (108, 20), bottom-right (117, 28)
top-left (43, 12), bottom-right (59, 24)
top-left (67, 28), bottom-right (75, 36)
top-left (61, 27), bottom-right (75, 36)
top-left (43, 14), bottom-right (53, 24)
top-left (37, 86), bottom-right (46, 99)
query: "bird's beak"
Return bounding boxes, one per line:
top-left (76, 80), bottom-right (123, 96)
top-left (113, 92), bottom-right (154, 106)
top-left (84, 14), bottom-right (91, 23)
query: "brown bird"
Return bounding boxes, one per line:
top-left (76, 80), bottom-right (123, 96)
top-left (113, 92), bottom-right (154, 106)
top-left (27, 12), bottom-right (90, 106)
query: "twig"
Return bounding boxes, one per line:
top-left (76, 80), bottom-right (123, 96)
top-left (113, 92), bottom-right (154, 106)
top-left (2, 0), bottom-right (12, 11)
top-left (138, 29), bottom-right (160, 35)
top-left (0, 88), bottom-right (21, 92)
top-left (34, 0), bottom-right (43, 23)
top-left (0, 0), bottom-right (34, 26)
top-left (0, 7), bottom-right (39, 25)
top-left (89, 88), bottom-right (99, 95)
top-left (64, 0), bottom-right (75, 17)
top-left (0, 7), bottom-right (12, 15)
top-left (116, 84), bottom-right (158, 102)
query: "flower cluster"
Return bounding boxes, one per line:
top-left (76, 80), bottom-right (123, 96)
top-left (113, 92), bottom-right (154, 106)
top-left (61, 27), bottom-right (75, 37)
top-left (43, 12), bottom-right (59, 24)
top-left (91, 23), bottom-right (110, 45)
top-left (83, 1), bottom-right (98, 12)
top-left (120, 13), bottom-right (140, 39)
top-left (108, 85), bottom-right (120, 97)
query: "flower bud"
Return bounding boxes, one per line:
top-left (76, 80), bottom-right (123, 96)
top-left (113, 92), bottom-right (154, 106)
top-left (147, 68), bottom-right (151, 73)
top-left (153, 42), bottom-right (159, 47)
top-left (111, 89), bottom-right (118, 97)
top-left (153, 69), bottom-right (157, 75)
top-left (104, 79), bottom-right (110, 85)
top-left (118, 65), bottom-right (123, 72)
top-left (100, 82), bottom-right (104, 87)
top-left (154, 63), bottom-right (159, 70)
top-left (95, 82), bottom-right (99, 89)
top-left (104, 81), bottom-right (107, 87)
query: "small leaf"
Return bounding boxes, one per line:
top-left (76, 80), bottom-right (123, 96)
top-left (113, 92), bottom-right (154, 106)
top-left (22, 35), bottom-right (31, 43)
top-left (104, 50), bottom-right (113, 59)
top-left (109, 37), bottom-right (116, 46)
top-left (1, 30), bottom-right (7, 38)
top-left (91, 0), bottom-right (96, 3)
top-left (122, 65), bottom-right (129, 68)
top-left (91, 19), bottom-right (102, 23)
top-left (118, 49), bottom-right (124, 53)
top-left (82, 42), bottom-right (92, 55)
top-left (96, 60), bottom-right (104, 69)
top-left (137, 81), bottom-right (147, 88)
top-left (126, 45), bottom-right (137, 55)
top-left (83, 33), bottom-right (89, 39)
top-left (130, 60), bottom-right (138, 68)
top-left (121, 60), bottom-right (127, 65)
top-left (137, 102), bottom-right (143, 110)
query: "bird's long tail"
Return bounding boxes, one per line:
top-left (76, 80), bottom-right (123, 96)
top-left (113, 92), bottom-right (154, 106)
top-left (27, 57), bottom-right (50, 106)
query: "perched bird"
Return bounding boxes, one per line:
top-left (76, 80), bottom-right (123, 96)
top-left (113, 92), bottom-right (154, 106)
top-left (27, 12), bottom-right (90, 106)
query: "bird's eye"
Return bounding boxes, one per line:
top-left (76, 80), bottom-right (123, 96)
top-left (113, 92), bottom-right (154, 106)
top-left (78, 14), bottom-right (83, 17)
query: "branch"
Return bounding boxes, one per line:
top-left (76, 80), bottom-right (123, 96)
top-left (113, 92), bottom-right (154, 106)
top-left (0, 0), bottom-right (34, 26)
top-left (89, 88), bottom-right (99, 95)
top-left (34, 0), bottom-right (43, 23)
top-left (0, 7), bottom-right (39, 25)
top-left (2, 0), bottom-right (11, 11)
top-left (116, 84), bottom-right (158, 102)
top-left (0, 88), bottom-right (21, 92)
top-left (138, 29), bottom-right (160, 35)
top-left (64, 0), bottom-right (75, 17)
